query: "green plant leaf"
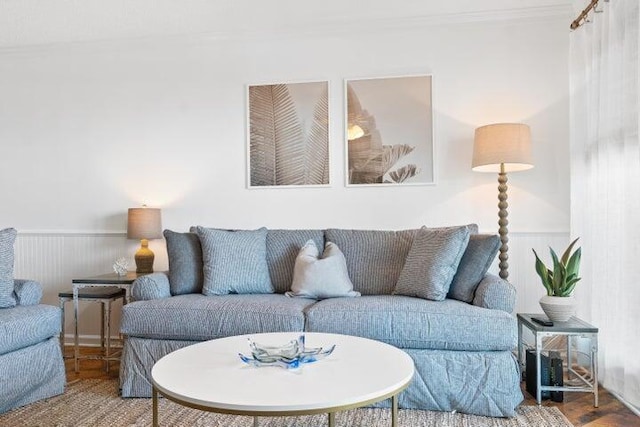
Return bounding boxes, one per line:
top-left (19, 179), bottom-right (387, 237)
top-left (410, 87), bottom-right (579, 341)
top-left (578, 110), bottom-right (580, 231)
top-left (534, 238), bottom-right (582, 297)
top-left (565, 247), bottom-right (582, 278)
top-left (533, 249), bottom-right (553, 295)
top-left (565, 276), bottom-right (581, 287)
top-left (557, 265), bottom-right (567, 295)
top-left (561, 238), bottom-right (580, 265)
top-left (561, 278), bottom-right (581, 296)
top-left (550, 246), bottom-right (560, 267)
top-left (550, 248), bottom-right (565, 295)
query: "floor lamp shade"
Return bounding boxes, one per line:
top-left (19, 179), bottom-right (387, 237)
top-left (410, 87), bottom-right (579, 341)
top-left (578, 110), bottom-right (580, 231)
top-left (127, 207), bottom-right (162, 274)
top-left (472, 123), bottom-right (533, 172)
top-left (472, 123), bottom-right (533, 281)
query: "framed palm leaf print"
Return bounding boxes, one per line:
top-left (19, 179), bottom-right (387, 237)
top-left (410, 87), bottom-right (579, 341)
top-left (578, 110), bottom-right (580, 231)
top-left (247, 81), bottom-right (330, 188)
top-left (345, 75), bottom-right (434, 186)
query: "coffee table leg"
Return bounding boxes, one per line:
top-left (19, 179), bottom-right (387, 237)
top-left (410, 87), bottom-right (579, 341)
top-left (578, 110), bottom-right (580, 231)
top-left (328, 412), bottom-right (336, 427)
top-left (392, 394), bottom-right (399, 427)
top-left (152, 387), bottom-right (158, 427)
top-left (253, 416), bottom-right (259, 427)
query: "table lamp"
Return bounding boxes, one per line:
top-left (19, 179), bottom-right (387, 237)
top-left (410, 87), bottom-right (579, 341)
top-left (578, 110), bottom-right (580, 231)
top-left (127, 206), bottom-right (162, 274)
top-left (472, 123), bottom-right (533, 280)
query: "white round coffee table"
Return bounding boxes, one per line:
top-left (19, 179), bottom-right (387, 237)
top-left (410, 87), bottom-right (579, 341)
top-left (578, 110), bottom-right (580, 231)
top-left (151, 332), bottom-right (414, 427)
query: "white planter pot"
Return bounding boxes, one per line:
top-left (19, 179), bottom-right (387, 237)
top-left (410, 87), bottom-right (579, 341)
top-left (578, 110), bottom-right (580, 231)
top-left (539, 295), bottom-right (576, 322)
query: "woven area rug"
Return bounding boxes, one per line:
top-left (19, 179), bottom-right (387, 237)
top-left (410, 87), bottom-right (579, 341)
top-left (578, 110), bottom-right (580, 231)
top-left (0, 380), bottom-right (573, 427)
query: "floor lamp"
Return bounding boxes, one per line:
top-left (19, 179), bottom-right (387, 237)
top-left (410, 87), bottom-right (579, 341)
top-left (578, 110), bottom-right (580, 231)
top-left (472, 123), bottom-right (533, 281)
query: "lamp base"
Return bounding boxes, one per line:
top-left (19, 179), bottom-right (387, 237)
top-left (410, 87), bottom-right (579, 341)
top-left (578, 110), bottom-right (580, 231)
top-left (135, 239), bottom-right (155, 274)
top-left (498, 167), bottom-right (509, 281)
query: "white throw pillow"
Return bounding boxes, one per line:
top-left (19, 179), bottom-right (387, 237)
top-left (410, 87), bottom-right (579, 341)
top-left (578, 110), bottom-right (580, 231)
top-left (286, 240), bottom-right (360, 300)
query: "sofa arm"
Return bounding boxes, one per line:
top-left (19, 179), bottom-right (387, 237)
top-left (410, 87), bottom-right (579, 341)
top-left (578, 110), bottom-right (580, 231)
top-left (13, 279), bottom-right (43, 306)
top-left (472, 274), bottom-right (516, 313)
top-left (131, 272), bottom-right (171, 301)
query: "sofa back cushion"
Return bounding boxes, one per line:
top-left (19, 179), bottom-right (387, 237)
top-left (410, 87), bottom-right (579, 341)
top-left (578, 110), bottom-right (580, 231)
top-left (448, 234), bottom-right (501, 303)
top-left (324, 229), bottom-right (417, 295)
top-left (0, 228), bottom-right (17, 308)
top-left (393, 225), bottom-right (471, 301)
top-left (195, 226), bottom-right (273, 295)
top-left (164, 230), bottom-right (204, 296)
top-left (266, 229), bottom-right (324, 294)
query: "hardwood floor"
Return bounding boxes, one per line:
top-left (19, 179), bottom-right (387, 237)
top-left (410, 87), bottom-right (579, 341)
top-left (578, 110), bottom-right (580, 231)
top-left (63, 346), bottom-right (120, 382)
top-left (521, 383), bottom-right (639, 426)
top-left (66, 346), bottom-right (639, 426)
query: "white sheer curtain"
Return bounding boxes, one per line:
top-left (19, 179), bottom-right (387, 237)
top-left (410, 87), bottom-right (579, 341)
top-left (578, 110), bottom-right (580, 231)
top-left (570, 0), bottom-right (640, 412)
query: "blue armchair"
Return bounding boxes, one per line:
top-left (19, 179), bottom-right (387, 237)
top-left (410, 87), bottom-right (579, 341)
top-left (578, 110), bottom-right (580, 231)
top-left (0, 279), bottom-right (66, 413)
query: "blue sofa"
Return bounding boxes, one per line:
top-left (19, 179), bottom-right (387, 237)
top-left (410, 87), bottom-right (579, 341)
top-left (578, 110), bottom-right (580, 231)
top-left (119, 227), bottom-right (523, 417)
top-left (0, 280), bottom-right (66, 413)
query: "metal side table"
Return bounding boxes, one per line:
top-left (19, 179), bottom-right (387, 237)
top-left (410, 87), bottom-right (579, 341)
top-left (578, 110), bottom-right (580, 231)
top-left (517, 313), bottom-right (599, 407)
top-left (68, 272), bottom-right (140, 372)
top-left (59, 286), bottom-right (126, 372)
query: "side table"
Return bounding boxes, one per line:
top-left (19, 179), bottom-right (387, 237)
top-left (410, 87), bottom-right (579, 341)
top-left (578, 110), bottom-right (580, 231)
top-left (70, 272), bottom-right (141, 372)
top-left (59, 287), bottom-right (126, 373)
top-left (517, 313), bottom-right (599, 407)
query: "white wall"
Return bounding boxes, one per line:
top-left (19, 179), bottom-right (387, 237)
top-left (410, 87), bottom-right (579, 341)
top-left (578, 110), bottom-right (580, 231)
top-left (0, 12), bottom-right (571, 340)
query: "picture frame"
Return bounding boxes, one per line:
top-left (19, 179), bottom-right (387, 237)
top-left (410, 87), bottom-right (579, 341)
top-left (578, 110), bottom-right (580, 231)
top-left (344, 74), bottom-right (435, 186)
top-left (247, 80), bottom-right (330, 188)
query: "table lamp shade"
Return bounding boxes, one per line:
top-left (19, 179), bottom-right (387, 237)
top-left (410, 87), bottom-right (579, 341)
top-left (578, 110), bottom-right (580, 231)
top-left (472, 123), bottom-right (533, 172)
top-left (127, 207), bottom-right (162, 274)
top-left (127, 208), bottom-right (162, 240)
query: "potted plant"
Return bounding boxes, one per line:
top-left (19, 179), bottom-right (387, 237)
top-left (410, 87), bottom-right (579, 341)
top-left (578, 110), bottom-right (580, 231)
top-left (532, 238), bottom-right (581, 322)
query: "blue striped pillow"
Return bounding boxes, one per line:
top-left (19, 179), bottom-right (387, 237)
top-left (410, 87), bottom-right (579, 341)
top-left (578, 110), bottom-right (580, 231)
top-left (164, 230), bottom-right (204, 296)
top-left (448, 234), bottom-right (500, 303)
top-left (195, 226), bottom-right (273, 295)
top-left (394, 226), bottom-right (471, 301)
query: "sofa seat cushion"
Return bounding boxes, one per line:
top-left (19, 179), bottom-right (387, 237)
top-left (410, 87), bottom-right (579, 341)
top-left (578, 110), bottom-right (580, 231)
top-left (304, 295), bottom-right (516, 351)
top-left (121, 294), bottom-right (316, 341)
top-left (0, 304), bottom-right (61, 355)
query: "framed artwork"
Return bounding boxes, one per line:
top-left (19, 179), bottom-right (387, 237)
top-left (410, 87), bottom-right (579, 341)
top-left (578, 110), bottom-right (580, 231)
top-left (345, 75), bottom-right (434, 186)
top-left (247, 80), bottom-right (330, 188)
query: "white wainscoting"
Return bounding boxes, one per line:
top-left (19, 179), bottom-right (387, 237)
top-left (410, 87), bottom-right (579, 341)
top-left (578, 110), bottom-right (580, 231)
top-left (13, 231), bottom-right (568, 346)
top-left (13, 232), bottom-right (168, 346)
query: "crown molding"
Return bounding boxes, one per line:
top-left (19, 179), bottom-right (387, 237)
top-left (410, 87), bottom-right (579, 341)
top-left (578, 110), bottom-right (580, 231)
top-left (303, 5), bottom-right (573, 34)
top-left (14, 230), bottom-right (569, 238)
top-left (17, 230), bottom-right (127, 237)
top-left (0, 5), bottom-right (573, 54)
top-left (200, 5), bottom-right (574, 41)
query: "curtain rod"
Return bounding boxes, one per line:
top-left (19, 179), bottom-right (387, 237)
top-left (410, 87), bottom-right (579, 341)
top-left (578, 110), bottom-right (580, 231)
top-left (571, 0), bottom-right (607, 30)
